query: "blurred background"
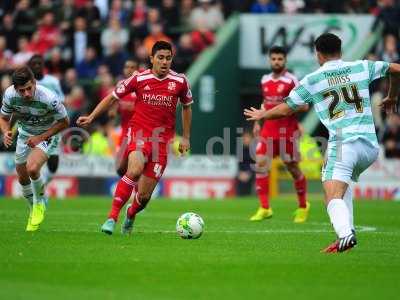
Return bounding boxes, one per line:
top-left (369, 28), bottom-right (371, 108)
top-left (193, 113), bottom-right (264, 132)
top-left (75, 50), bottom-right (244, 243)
top-left (0, 0), bottom-right (399, 201)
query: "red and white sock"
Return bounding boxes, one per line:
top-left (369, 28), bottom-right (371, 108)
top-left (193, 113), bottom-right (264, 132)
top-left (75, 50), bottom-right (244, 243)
top-left (127, 193), bottom-right (146, 219)
top-left (108, 175), bottom-right (137, 221)
top-left (294, 174), bottom-right (307, 208)
top-left (255, 173), bottom-right (270, 209)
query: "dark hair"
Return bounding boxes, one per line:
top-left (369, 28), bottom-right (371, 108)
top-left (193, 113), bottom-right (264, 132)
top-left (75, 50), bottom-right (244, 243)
top-left (12, 66), bottom-right (35, 87)
top-left (269, 46), bottom-right (287, 56)
top-left (151, 40), bottom-right (172, 56)
top-left (28, 54), bottom-right (44, 64)
top-left (315, 33), bottom-right (342, 55)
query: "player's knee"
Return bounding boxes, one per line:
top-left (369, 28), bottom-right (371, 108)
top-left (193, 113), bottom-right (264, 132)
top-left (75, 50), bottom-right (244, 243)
top-left (26, 162), bottom-right (40, 178)
top-left (125, 166), bottom-right (142, 180)
top-left (286, 163), bottom-right (302, 179)
top-left (47, 155), bottom-right (59, 173)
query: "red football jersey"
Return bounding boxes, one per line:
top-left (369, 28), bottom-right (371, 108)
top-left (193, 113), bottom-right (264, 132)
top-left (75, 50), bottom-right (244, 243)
top-left (113, 69), bottom-right (193, 142)
top-left (116, 79), bottom-right (137, 129)
top-left (260, 70), bottom-right (299, 139)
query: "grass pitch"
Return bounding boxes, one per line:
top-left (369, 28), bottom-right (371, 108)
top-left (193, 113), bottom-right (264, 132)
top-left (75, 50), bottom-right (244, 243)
top-left (0, 196), bottom-right (399, 300)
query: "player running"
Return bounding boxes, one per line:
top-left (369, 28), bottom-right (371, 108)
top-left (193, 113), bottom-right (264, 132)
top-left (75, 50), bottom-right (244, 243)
top-left (250, 46), bottom-right (310, 223)
top-left (77, 41), bottom-right (193, 235)
top-left (109, 59), bottom-right (139, 176)
top-left (245, 33), bottom-right (400, 253)
top-left (28, 54), bottom-right (65, 186)
top-left (0, 66), bottom-right (69, 231)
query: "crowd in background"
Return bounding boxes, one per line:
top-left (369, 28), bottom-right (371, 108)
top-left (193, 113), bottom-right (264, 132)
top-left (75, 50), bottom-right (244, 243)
top-left (0, 0), bottom-right (400, 158)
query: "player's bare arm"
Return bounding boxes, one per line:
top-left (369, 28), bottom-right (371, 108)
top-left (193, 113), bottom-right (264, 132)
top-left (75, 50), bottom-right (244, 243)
top-left (244, 102), bottom-right (295, 121)
top-left (0, 113), bottom-right (13, 147)
top-left (26, 117), bottom-right (69, 148)
top-left (77, 93), bottom-right (118, 126)
top-left (179, 104), bottom-right (192, 154)
top-left (380, 63), bottom-right (400, 114)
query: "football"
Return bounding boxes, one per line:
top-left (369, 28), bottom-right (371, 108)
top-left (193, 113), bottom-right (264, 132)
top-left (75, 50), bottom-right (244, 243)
top-left (176, 212), bottom-right (204, 239)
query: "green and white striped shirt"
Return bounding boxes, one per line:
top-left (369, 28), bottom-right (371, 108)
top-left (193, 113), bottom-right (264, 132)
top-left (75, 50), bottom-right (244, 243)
top-left (286, 59), bottom-right (389, 147)
top-left (1, 84), bottom-right (67, 136)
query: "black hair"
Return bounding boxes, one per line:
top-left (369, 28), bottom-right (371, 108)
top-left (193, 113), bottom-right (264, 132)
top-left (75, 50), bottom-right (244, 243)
top-left (28, 54), bottom-right (44, 64)
top-left (269, 46), bottom-right (287, 56)
top-left (151, 40), bottom-right (173, 56)
top-left (314, 33), bottom-right (342, 55)
top-left (12, 66), bottom-right (35, 87)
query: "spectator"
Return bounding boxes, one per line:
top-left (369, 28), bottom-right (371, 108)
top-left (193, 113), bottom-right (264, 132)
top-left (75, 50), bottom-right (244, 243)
top-left (180, 0), bottom-right (195, 28)
top-left (65, 85), bottom-right (86, 124)
top-left (103, 42), bottom-right (128, 77)
top-left (382, 114), bottom-right (400, 158)
top-left (108, 0), bottom-right (130, 25)
top-left (56, 0), bottom-right (76, 32)
top-left (76, 47), bottom-right (101, 79)
top-left (282, 0), bottom-right (305, 14)
top-left (130, 0), bottom-right (148, 38)
top-left (101, 17), bottom-right (129, 56)
top-left (372, 0), bottom-right (400, 38)
top-left (174, 33), bottom-right (196, 72)
top-left (380, 34), bottom-right (399, 63)
top-left (11, 36), bottom-right (33, 67)
top-left (0, 36), bottom-right (13, 73)
top-left (190, 0), bottom-right (224, 31)
top-left (161, 0), bottom-right (180, 34)
top-left (0, 14), bottom-right (18, 53)
top-left (69, 17), bottom-right (90, 64)
top-left (236, 131), bottom-right (255, 196)
top-left (344, 0), bottom-right (369, 14)
top-left (61, 68), bottom-right (79, 94)
top-left (250, 0), bottom-right (279, 13)
top-left (95, 72), bottom-right (115, 103)
top-left (77, 0), bottom-right (102, 30)
top-left (146, 7), bottom-right (162, 31)
top-left (45, 47), bottom-right (70, 78)
top-left (13, 0), bottom-right (36, 36)
top-left (143, 23), bottom-right (172, 55)
top-left (34, 11), bottom-right (62, 54)
top-left (191, 21), bottom-right (215, 54)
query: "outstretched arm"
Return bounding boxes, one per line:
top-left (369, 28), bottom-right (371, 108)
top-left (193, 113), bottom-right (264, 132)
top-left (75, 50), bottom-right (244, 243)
top-left (0, 114), bottom-right (13, 148)
top-left (77, 93), bottom-right (118, 126)
top-left (244, 102), bottom-right (296, 121)
top-left (380, 63), bottom-right (400, 114)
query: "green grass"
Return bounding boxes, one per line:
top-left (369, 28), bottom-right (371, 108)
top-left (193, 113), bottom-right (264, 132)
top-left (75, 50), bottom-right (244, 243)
top-left (0, 196), bottom-right (399, 300)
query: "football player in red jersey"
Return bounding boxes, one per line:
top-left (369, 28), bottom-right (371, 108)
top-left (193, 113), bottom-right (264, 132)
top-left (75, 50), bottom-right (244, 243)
top-left (109, 59), bottom-right (139, 176)
top-left (250, 46), bottom-right (310, 223)
top-left (77, 41), bottom-right (193, 234)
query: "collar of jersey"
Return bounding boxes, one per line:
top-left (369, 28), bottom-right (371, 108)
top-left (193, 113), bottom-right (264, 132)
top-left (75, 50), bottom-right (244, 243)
top-left (323, 59), bottom-right (343, 67)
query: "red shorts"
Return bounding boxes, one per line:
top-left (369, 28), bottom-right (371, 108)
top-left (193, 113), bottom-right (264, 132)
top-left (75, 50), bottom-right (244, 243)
top-left (255, 136), bottom-right (300, 162)
top-left (124, 128), bottom-right (168, 180)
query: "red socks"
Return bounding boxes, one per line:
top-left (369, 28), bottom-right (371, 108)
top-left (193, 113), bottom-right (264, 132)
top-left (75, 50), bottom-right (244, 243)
top-left (255, 174), bottom-right (270, 209)
top-left (294, 175), bottom-right (307, 208)
top-left (108, 175), bottom-right (137, 221)
top-left (127, 193), bottom-right (145, 219)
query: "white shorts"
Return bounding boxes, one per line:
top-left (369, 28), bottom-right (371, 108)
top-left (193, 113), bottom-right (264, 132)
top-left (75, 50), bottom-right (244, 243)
top-left (322, 138), bottom-right (379, 183)
top-left (15, 132), bottom-right (60, 165)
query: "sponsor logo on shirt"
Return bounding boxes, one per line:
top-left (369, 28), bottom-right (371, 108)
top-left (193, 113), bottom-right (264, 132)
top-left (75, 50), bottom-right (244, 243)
top-left (143, 94), bottom-right (174, 107)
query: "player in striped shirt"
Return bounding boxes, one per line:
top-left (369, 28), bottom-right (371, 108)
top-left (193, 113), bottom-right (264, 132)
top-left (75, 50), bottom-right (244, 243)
top-left (28, 54), bottom-right (65, 186)
top-left (0, 66), bottom-right (69, 231)
top-left (245, 33), bottom-right (400, 253)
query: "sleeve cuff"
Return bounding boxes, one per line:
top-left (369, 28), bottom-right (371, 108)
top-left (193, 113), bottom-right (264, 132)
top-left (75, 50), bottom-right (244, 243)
top-left (181, 100), bottom-right (193, 106)
top-left (112, 91), bottom-right (121, 100)
top-left (286, 98), bottom-right (299, 110)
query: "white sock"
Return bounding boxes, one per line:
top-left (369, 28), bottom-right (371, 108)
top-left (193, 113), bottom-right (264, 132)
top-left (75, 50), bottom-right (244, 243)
top-left (42, 167), bottom-right (54, 185)
top-left (21, 183), bottom-right (33, 207)
top-left (343, 183), bottom-right (354, 231)
top-left (327, 198), bottom-right (352, 238)
top-left (31, 176), bottom-right (44, 205)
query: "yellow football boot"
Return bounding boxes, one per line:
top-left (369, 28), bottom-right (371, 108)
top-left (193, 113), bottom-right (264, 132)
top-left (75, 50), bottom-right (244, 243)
top-left (293, 202), bottom-right (310, 223)
top-left (250, 207), bottom-right (273, 221)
